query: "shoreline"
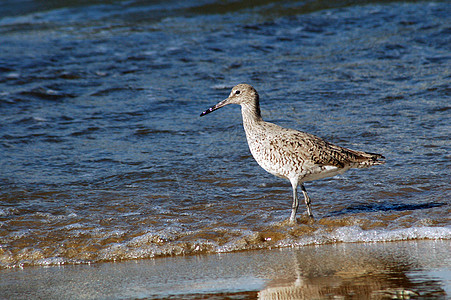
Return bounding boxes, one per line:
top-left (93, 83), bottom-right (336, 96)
top-left (2, 224), bottom-right (449, 270)
top-left (1, 239), bottom-right (449, 299)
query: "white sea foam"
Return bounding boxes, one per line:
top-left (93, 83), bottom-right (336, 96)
top-left (280, 226), bottom-right (451, 248)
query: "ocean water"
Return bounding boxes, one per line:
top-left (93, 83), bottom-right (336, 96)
top-left (0, 0), bottom-right (450, 269)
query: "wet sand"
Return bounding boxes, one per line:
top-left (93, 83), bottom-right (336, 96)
top-left (1, 240), bottom-right (449, 299)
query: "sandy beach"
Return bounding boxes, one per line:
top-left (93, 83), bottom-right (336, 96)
top-left (1, 239), bottom-right (449, 299)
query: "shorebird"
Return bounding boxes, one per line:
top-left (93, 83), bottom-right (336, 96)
top-left (200, 84), bottom-right (385, 223)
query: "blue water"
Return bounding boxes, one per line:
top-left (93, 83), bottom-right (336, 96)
top-left (0, 0), bottom-right (450, 269)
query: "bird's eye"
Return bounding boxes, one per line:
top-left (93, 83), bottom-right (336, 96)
top-left (235, 90), bottom-right (240, 95)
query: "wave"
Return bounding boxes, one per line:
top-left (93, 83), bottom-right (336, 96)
top-left (1, 224), bottom-right (449, 269)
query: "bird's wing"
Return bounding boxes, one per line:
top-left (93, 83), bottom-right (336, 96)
top-left (273, 129), bottom-right (381, 168)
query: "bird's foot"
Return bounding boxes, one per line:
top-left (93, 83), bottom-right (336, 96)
top-left (288, 217), bottom-right (298, 225)
top-left (299, 214), bottom-right (315, 225)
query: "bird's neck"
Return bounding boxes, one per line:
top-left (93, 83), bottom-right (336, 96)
top-left (241, 101), bottom-right (263, 132)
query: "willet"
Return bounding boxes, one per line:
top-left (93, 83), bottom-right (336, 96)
top-left (200, 84), bottom-right (385, 223)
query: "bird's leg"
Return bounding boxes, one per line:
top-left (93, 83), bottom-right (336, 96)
top-left (289, 181), bottom-right (299, 224)
top-left (300, 184), bottom-right (314, 218)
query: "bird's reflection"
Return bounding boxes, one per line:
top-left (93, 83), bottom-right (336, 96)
top-left (258, 242), bottom-right (446, 299)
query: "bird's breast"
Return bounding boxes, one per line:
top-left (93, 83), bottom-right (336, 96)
top-left (245, 131), bottom-right (304, 180)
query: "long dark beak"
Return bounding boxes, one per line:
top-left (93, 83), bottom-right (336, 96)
top-left (200, 98), bottom-right (230, 117)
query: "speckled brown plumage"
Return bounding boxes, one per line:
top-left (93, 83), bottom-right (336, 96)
top-left (201, 84), bottom-right (385, 223)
